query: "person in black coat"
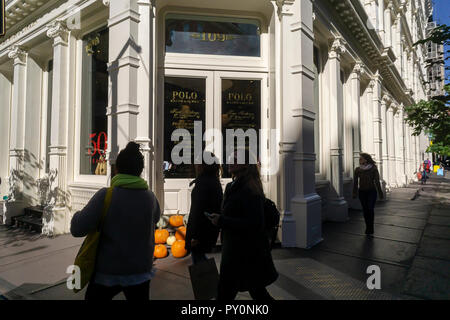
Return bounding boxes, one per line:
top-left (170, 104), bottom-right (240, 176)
top-left (209, 150), bottom-right (278, 301)
top-left (185, 152), bottom-right (223, 264)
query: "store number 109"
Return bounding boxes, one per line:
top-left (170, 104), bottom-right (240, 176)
top-left (88, 132), bottom-right (108, 164)
top-left (191, 32), bottom-right (234, 42)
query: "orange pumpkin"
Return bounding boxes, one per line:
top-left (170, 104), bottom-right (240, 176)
top-left (154, 244), bottom-right (168, 258)
top-left (169, 215), bottom-right (184, 227)
top-left (155, 229), bottom-right (169, 244)
top-left (175, 226), bottom-right (186, 240)
top-left (171, 240), bottom-right (187, 258)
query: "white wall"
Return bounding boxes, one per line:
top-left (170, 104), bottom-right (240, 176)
top-left (0, 73), bottom-right (12, 197)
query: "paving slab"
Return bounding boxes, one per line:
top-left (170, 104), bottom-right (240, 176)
top-left (352, 215), bottom-right (428, 230)
top-left (430, 208), bottom-right (450, 217)
top-left (322, 221), bottom-right (422, 244)
top-left (423, 225), bottom-right (450, 240)
top-left (416, 236), bottom-right (450, 261)
top-left (428, 216), bottom-right (450, 226)
top-left (403, 267), bottom-right (450, 300)
top-left (319, 232), bottom-right (417, 266)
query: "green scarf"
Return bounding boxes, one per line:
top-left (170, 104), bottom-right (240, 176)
top-left (111, 174), bottom-right (148, 189)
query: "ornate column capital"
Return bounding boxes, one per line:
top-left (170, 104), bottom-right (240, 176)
top-left (8, 45), bottom-right (27, 65)
top-left (382, 94), bottom-right (391, 105)
top-left (47, 20), bottom-right (70, 45)
top-left (101, 0), bottom-right (110, 6)
top-left (329, 36), bottom-right (346, 59)
top-left (275, 0), bottom-right (295, 19)
top-left (351, 61), bottom-right (366, 78)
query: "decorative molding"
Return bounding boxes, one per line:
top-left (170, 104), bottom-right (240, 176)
top-left (7, 44), bottom-right (26, 63)
top-left (46, 20), bottom-right (69, 44)
top-left (329, 36), bottom-right (346, 59)
top-left (101, 0), bottom-right (110, 6)
top-left (351, 61), bottom-right (366, 77)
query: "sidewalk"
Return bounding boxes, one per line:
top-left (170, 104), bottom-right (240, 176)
top-left (1, 173), bottom-right (449, 300)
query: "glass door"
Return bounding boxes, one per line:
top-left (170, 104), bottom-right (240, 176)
top-left (162, 70), bottom-right (268, 215)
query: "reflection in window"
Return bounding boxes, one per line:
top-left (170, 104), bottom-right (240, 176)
top-left (80, 28), bottom-right (109, 175)
top-left (222, 79), bottom-right (261, 178)
top-left (164, 77), bottom-right (206, 179)
top-left (165, 14), bottom-right (261, 57)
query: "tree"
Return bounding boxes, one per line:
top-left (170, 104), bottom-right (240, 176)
top-left (404, 24), bottom-right (450, 156)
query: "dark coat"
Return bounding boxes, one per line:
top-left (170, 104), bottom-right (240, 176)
top-left (218, 176), bottom-right (278, 291)
top-left (185, 175), bottom-right (223, 253)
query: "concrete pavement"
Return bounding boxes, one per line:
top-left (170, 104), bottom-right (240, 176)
top-left (1, 172), bottom-right (449, 300)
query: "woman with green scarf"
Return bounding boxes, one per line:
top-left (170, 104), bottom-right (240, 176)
top-left (71, 142), bottom-right (161, 300)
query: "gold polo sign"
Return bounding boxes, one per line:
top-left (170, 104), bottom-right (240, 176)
top-left (0, 0), bottom-right (5, 37)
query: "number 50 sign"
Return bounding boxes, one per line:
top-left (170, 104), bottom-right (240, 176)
top-left (88, 132), bottom-right (108, 162)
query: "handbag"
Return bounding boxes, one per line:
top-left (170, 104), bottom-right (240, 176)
top-left (417, 172), bottom-right (422, 180)
top-left (188, 258), bottom-right (219, 300)
top-left (73, 187), bottom-right (114, 293)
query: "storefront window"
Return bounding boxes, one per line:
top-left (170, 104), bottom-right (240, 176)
top-left (80, 28), bottom-right (109, 175)
top-left (164, 77), bottom-right (206, 179)
top-left (221, 79), bottom-right (261, 178)
top-left (165, 14), bottom-right (261, 57)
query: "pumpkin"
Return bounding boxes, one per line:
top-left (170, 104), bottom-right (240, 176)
top-left (169, 215), bottom-right (184, 227)
top-left (171, 240), bottom-right (187, 258)
top-left (157, 216), bottom-right (169, 229)
top-left (154, 244), bottom-right (168, 258)
top-left (175, 226), bottom-right (186, 240)
top-left (166, 235), bottom-right (177, 246)
top-left (155, 229), bottom-right (169, 244)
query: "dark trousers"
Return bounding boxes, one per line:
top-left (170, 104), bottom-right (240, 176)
top-left (217, 279), bottom-right (274, 301)
top-left (358, 189), bottom-right (378, 234)
top-left (191, 246), bottom-right (208, 265)
top-left (85, 280), bottom-right (150, 300)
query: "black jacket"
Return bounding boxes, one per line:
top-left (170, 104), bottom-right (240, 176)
top-left (185, 175), bottom-right (223, 253)
top-left (218, 176), bottom-right (278, 291)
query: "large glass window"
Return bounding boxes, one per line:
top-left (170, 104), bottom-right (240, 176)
top-left (221, 79), bottom-right (261, 178)
top-left (80, 28), bottom-right (109, 175)
top-left (165, 14), bottom-right (261, 57)
top-left (164, 77), bottom-right (206, 179)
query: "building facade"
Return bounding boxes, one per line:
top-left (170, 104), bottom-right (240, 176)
top-left (0, 0), bottom-right (432, 247)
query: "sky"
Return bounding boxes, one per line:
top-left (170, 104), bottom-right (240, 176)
top-left (432, 0), bottom-right (450, 84)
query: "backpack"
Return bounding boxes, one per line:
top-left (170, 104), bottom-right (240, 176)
top-left (263, 198), bottom-right (280, 249)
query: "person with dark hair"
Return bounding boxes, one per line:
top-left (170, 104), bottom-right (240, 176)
top-left (352, 152), bottom-right (383, 236)
top-left (185, 152), bottom-right (223, 264)
top-left (209, 149), bottom-right (278, 301)
top-left (71, 142), bottom-right (161, 300)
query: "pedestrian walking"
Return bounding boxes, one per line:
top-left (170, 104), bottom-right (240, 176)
top-left (71, 142), bottom-right (161, 300)
top-left (185, 152), bottom-right (223, 264)
top-left (208, 150), bottom-right (278, 301)
top-left (420, 164), bottom-right (428, 184)
top-left (353, 153), bottom-right (384, 236)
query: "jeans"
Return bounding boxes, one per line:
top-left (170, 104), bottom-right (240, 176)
top-left (358, 189), bottom-right (378, 234)
top-left (85, 280), bottom-right (150, 300)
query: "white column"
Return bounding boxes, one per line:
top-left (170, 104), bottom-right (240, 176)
top-left (372, 72), bottom-right (382, 164)
top-left (107, 0), bottom-right (140, 169)
top-left (380, 95), bottom-right (389, 188)
top-left (278, 0), bottom-right (322, 248)
top-left (398, 106), bottom-right (407, 185)
top-left (0, 72), bottom-right (12, 199)
top-left (378, 0), bottom-right (385, 42)
top-left (395, 13), bottom-right (402, 72)
top-left (4, 46), bottom-right (28, 224)
top-left (135, 0), bottom-right (155, 190)
top-left (365, 80), bottom-right (375, 158)
top-left (386, 104), bottom-right (396, 187)
top-left (45, 20), bottom-right (71, 235)
top-left (7, 46), bottom-right (27, 201)
top-left (350, 62), bottom-right (363, 173)
top-left (404, 123), bottom-right (412, 182)
top-left (384, 2), bottom-right (392, 47)
top-left (326, 36), bottom-right (348, 221)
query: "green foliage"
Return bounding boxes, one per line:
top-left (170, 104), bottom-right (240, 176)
top-left (405, 24), bottom-right (450, 156)
top-left (405, 85), bottom-right (450, 156)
